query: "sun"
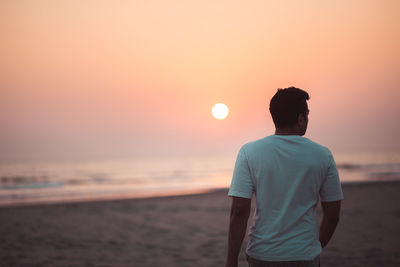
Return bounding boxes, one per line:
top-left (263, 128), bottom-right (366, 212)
top-left (211, 103), bottom-right (229, 120)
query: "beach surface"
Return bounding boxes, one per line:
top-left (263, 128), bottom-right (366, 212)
top-left (1, 181), bottom-right (399, 267)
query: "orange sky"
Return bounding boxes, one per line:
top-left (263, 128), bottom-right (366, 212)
top-left (1, 0), bottom-right (399, 161)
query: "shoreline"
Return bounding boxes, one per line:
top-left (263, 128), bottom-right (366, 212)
top-left (1, 179), bottom-right (400, 209)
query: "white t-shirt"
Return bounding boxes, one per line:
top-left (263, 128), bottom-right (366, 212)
top-left (228, 135), bottom-right (343, 261)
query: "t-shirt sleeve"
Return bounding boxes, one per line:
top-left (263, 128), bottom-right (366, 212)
top-left (320, 152), bottom-right (344, 202)
top-left (228, 146), bottom-right (254, 199)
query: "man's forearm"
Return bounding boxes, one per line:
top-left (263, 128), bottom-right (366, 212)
top-left (319, 200), bottom-right (341, 249)
top-left (226, 214), bottom-right (249, 267)
top-left (319, 217), bottom-right (339, 248)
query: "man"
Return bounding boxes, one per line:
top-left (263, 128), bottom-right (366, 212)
top-left (225, 87), bottom-right (343, 267)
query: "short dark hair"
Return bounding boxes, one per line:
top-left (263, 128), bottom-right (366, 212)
top-left (269, 87), bottom-right (310, 128)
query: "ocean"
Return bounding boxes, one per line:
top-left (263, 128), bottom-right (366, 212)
top-left (1, 151), bottom-right (399, 206)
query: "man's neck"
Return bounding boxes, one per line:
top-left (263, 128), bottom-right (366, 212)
top-left (275, 128), bottom-right (300, 135)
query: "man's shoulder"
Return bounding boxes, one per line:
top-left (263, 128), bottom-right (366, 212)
top-left (238, 136), bottom-right (280, 160)
top-left (302, 137), bottom-right (332, 155)
top-left (240, 136), bottom-right (272, 151)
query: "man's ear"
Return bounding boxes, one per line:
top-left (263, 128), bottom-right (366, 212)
top-left (298, 113), bottom-right (306, 125)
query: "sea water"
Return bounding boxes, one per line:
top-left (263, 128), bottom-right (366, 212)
top-left (1, 152), bottom-right (399, 206)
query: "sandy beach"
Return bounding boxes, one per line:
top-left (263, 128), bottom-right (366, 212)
top-left (1, 181), bottom-right (399, 267)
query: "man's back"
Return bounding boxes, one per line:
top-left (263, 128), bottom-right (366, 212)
top-left (228, 135), bottom-right (343, 261)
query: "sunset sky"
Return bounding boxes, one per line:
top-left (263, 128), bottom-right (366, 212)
top-left (1, 0), bottom-right (399, 161)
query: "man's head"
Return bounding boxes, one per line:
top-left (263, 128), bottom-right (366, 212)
top-left (269, 87), bottom-right (310, 136)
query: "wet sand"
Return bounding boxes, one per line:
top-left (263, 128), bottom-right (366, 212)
top-left (0, 181), bottom-right (399, 267)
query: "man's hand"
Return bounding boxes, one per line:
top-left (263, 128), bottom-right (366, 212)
top-left (225, 196), bottom-right (251, 267)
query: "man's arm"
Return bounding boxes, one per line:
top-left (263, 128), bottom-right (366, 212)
top-left (225, 196), bottom-right (251, 267)
top-left (319, 200), bottom-right (341, 248)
